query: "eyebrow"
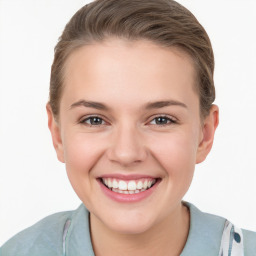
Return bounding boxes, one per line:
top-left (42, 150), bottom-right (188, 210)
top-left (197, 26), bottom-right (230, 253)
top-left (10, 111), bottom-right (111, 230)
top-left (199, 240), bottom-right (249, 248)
top-left (70, 100), bottom-right (110, 111)
top-left (69, 99), bottom-right (187, 111)
top-left (145, 100), bottom-right (187, 110)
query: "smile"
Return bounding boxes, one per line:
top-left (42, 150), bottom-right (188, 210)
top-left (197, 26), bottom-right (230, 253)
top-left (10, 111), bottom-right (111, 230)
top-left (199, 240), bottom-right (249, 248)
top-left (101, 178), bottom-right (157, 194)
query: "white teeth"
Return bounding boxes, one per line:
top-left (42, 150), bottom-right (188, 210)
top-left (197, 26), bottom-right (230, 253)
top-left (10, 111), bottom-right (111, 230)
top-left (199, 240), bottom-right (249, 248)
top-left (127, 181), bottom-right (136, 190)
top-left (102, 178), bottom-right (157, 193)
top-left (111, 187), bottom-right (150, 194)
top-left (112, 179), bottom-right (118, 188)
top-left (137, 181), bottom-right (143, 189)
top-left (107, 178), bottom-right (112, 188)
top-left (118, 180), bottom-right (127, 190)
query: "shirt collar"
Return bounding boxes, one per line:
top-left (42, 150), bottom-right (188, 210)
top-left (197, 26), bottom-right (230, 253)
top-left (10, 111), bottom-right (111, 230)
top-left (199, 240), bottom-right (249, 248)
top-left (65, 202), bottom-right (225, 256)
top-left (181, 202), bottom-right (225, 256)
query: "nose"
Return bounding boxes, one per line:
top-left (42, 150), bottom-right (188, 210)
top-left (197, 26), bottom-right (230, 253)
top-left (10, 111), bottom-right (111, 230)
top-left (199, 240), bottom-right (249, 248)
top-left (106, 124), bottom-right (148, 166)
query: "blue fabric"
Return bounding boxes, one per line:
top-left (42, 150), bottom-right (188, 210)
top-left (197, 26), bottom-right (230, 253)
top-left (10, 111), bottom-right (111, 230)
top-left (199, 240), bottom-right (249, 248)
top-left (243, 229), bottom-right (256, 255)
top-left (180, 202), bottom-right (226, 255)
top-left (1, 203), bottom-right (255, 256)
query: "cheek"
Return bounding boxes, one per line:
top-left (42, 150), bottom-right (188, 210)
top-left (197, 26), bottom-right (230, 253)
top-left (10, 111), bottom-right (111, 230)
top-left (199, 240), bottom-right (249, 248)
top-left (150, 130), bottom-right (198, 177)
top-left (64, 132), bottom-right (103, 169)
top-left (62, 133), bottom-right (104, 197)
top-left (144, 130), bottom-right (198, 213)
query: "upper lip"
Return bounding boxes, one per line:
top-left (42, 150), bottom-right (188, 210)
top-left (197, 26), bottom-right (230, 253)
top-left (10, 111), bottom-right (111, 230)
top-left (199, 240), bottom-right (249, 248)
top-left (98, 173), bottom-right (159, 180)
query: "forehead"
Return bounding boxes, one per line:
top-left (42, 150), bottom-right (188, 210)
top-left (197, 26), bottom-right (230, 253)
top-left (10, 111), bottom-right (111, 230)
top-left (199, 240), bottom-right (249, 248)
top-left (62, 39), bottom-right (198, 110)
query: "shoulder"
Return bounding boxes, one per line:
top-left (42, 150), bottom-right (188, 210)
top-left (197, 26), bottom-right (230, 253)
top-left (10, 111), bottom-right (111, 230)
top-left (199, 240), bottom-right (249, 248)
top-left (0, 205), bottom-right (86, 256)
top-left (242, 228), bottom-right (256, 255)
top-left (182, 202), bottom-right (256, 256)
top-left (181, 202), bottom-right (227, 255)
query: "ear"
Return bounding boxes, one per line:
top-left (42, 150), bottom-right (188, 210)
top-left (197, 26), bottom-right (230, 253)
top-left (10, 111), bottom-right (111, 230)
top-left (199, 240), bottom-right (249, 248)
top-left (46, 103), bottom-right (65, 163)
top-left (196, 105), bottom-right (219, 164)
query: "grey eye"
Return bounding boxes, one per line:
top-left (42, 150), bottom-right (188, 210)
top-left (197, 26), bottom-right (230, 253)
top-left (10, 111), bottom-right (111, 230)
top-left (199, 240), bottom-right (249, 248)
top-left (84, 116), bottom-right (104, 125)
top-left (149, 116), bottom-right (176, 125)
top-left (155, 117), bottom-right (169, 125)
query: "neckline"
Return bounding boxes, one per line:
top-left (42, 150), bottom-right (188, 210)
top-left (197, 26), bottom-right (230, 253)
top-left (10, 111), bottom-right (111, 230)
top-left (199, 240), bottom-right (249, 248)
top-left (180, 202), bottom-right (225, 256)
top-left (66, 202), bottom-right (226, 256)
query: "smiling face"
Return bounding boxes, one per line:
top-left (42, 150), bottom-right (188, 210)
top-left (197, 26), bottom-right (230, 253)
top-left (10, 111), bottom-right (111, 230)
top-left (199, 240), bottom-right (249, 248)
top-left (47, 38), bottom-right (218, 235)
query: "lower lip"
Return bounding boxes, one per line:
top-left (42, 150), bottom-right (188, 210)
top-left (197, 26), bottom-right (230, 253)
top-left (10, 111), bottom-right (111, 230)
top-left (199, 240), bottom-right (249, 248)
top-left (98, 179), bottom-right (161, 203)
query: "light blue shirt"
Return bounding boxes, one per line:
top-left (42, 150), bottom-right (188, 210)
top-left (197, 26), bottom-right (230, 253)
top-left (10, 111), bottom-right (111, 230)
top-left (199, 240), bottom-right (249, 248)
top-left (1, 202), bottom-right (255, 255)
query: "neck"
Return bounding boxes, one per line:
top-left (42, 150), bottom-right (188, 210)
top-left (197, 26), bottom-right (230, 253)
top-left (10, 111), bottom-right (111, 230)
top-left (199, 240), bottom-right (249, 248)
top-left (90, 202), bottom-right (190, 256)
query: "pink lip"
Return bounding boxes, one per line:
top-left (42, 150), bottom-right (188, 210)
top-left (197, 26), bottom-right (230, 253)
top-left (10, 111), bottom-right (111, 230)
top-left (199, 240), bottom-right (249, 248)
top-left (97, 178), bottom-right (161, 203)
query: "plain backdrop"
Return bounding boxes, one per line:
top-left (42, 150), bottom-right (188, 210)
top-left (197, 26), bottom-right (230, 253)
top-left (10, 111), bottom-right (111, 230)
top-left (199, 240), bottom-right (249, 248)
top-left (0, 0), bottom-right (256, 245)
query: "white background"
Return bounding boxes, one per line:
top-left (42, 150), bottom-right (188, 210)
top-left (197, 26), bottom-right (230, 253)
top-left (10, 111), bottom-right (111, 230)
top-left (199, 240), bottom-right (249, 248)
top-left (0, 0), bottom-right (256, 245)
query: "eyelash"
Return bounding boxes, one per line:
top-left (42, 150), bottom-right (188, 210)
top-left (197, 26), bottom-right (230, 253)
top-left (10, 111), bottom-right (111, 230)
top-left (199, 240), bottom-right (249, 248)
top-left (80, 116), bottom-right (107, 126)
top-left (149, 115), bottom-right (177, 126)
top-left (79, 115), bottom-right (177, 127)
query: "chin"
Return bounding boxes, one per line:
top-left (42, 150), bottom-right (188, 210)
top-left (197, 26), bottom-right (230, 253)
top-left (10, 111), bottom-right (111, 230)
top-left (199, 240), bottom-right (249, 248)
top-left (100, 210), bottom-right (157, 235)
top-left (110, 222), bottom-right (153, 235)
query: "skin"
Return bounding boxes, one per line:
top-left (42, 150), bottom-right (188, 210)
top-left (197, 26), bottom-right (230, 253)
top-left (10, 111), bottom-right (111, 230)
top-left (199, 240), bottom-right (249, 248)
top-left (47, 38), bottom-right (219, 256)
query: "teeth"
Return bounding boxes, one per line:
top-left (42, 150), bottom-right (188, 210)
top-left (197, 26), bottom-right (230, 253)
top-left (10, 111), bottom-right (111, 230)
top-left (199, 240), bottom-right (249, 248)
top-left (112, 179), bottom-right (118, 189)
top-left (111, 187), bottom-right (148, 194)
top-left (102, 178), bottom-right (157, 193)
top-left (127, 181), bottom-right (136, 190)
top-left (119, 180), bottom-right (127, 190)
top-left (107, 179), bottom-right (112, 188)
top-left (137, 181), bottom-right (143, 189)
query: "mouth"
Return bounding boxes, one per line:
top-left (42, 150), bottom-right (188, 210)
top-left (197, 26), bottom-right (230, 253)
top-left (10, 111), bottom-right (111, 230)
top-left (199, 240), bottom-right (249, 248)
top-left (99, 177), bottom-right (159, 194)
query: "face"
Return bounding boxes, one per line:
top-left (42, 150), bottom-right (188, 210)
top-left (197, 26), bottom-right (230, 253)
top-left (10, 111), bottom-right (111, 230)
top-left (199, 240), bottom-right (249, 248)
top-left (47, 38), bottom-right (218, 235)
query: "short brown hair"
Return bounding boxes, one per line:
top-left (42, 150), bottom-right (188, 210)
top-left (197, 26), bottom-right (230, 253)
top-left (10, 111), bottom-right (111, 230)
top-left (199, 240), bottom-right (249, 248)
top-left (49, 0), bottom-right (215, 119)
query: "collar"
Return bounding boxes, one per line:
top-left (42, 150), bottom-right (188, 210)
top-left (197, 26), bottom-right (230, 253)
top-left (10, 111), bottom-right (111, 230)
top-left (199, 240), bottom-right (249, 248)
top-left (180, 202), bottom-right (225, 256)
top-left (65, 202), bottom-right (226, 256)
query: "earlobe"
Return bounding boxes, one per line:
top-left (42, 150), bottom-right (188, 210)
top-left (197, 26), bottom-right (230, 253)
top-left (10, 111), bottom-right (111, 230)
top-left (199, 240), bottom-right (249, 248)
top-left (196, 105), bottom-right (219, 164)
top-left (46, 103), bottom-right (65, 163)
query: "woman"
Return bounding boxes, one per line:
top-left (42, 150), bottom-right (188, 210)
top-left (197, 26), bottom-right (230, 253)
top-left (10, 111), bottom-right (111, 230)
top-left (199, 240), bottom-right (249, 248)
top-left (1, 0), bottom-right (255, 255)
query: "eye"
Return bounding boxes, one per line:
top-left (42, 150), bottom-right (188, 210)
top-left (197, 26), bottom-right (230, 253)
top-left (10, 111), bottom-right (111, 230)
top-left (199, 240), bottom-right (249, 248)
top-left (149, 116), bottom-right (176, 126)
top-left (80, 116), bottom-right (106, 126)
